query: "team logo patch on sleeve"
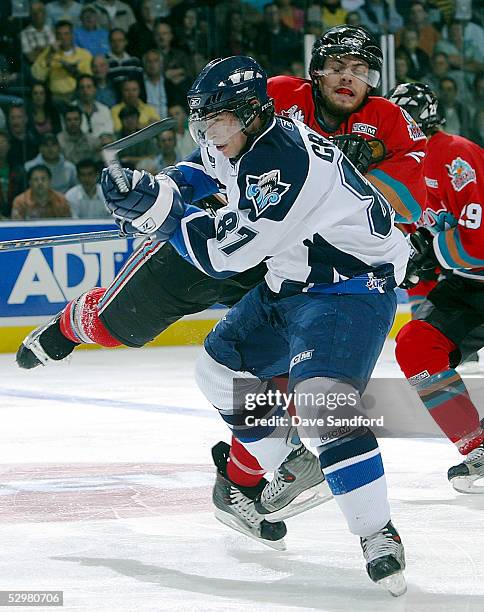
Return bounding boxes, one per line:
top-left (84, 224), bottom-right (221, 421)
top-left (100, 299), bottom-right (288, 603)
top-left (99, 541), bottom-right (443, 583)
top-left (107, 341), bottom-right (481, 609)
top-left (400, 108), bottom-right (426, 141)
top-left (446, 157), bottom-right (477, 192)
top-left (245, 170), bottom-right (291, 216)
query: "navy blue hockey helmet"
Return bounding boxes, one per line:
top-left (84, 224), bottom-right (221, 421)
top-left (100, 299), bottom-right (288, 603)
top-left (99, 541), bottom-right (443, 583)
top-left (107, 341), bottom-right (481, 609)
top-left (386, 82), bottom-right (445, 132)
top-left (187, 56), bottom-right (273, 146)
top-left (310, 26), bottom-right (383, 88)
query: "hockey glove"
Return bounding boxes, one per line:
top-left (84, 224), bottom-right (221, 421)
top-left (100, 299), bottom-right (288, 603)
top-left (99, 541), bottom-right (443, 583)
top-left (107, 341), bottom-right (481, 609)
top-left (331, 134), bottom-right (374, 174)
top-left (101, 168), bottom-right (185, 241)
top-left (400, 227), bottom-right (438, 289)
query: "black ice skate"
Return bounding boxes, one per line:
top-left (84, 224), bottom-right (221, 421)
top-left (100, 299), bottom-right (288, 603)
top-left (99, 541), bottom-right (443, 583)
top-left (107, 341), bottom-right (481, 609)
top-left (360, 521), bottom-right (406, 597)
top-left (16, 312), bottom-right (78, 369)
top-left (211, 441), bottom-right (287, 550)
top-left (254, 444), bottom-right (332, 521)
top-left (448, 442), bottom-right (484, 493)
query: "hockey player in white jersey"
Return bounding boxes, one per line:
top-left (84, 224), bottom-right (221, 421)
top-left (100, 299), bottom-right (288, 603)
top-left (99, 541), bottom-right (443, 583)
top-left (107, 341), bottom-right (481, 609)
top-left (101, 56), bottom-right (409, 595)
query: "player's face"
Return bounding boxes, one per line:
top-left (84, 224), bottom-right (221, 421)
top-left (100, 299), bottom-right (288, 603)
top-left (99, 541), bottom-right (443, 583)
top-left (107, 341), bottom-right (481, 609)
top-left (190, 111), bottom-right (247, 158)
top-left (316, 55), bottom-right (371, 115)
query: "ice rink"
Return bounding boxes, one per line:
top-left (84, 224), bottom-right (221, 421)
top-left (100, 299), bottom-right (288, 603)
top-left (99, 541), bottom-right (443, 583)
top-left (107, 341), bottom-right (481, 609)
top-left (0, 341), bottom-right (483, 612)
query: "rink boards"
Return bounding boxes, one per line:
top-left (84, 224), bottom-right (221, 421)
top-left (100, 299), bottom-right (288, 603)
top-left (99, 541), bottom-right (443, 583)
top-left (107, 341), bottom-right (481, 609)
top-left (0, 220), bottom-right (411, 353)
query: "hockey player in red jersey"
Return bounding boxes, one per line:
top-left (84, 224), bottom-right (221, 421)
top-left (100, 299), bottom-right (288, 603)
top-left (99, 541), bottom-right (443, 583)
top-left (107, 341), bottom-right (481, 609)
top-left (389, 82), bottom-right (484, 493)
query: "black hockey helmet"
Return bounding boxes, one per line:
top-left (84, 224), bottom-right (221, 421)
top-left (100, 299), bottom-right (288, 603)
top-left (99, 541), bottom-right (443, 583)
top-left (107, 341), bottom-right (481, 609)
top-left (310, 25), bottom-right (383, 89)
top-left (187, 56), bottom-right (273, 147)
top-left (386, 82), bottom-right (445, 132)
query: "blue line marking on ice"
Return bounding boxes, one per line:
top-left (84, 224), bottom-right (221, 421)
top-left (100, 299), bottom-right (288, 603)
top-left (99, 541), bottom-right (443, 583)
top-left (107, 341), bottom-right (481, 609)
top-left (0, 388), bottom-right (216, 418)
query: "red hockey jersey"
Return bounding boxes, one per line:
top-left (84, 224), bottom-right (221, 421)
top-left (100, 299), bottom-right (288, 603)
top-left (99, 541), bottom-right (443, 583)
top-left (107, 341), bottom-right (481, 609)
top-left (421, 131), bottom-right (484, 281)
top-left (267, 75), bottom-right (427, 223)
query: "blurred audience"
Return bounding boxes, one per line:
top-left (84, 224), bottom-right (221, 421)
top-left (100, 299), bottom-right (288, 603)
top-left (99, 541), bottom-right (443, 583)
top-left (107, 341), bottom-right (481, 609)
top-left (439, 76), bottom-right (472, 138)
top-left (106, 27), bottom-right (143, 85)
top-left (75, 74), bottom-right (114, 136)
top-left (7, 104), bottom-right (39, 168)
top-left (11, 165), bottom-right (71, 220)
top-left (111, 78), bottom-right (160, 132)
top-left (74, 4), bottom-right (110, 57)
top-left (153, 21), bottom-right (194, 81)
top-left (25, 133), bottom-right (77, 194)
top-left (397, 27), bottom-right (431, 80)
top-left (357, 0), bottom-right (403, 35)
top-left (46, 0), bottom-right (82, 27)
top-left (65, 159), bottom-right (108, 218)
top-left (91, 54), bottom-right (118, 107)
top-left (422, 52), bottom-right (472, 105)
top-left (255, 3), bottom-right (301, 75)
top-left (117, 105), bottom-right (157, 168)
top-left (397, 1), bottom-right (440, 57)
top-left (0, 130), bottom-right (25, 218)
top-left (26, 82), bottom-right (62, 138)
top-left (21, 1), bottom-right (55, 65)
top-left (31, 20), bottom-right (93, 103)
top-left (93, 0), bottom-right (137, 33)
top-left (277, 0), bottom-right (304, 32)
top-left (58, 106), bottom-right (99, 165)
top-left (168, 103), bottom-right (196, 158)
top-left (127, 0), bottom-right (157, 58)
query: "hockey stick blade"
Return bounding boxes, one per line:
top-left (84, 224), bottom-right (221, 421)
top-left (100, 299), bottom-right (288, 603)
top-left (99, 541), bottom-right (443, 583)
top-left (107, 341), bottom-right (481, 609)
top-left (102, 117), bottom-right (177, 193)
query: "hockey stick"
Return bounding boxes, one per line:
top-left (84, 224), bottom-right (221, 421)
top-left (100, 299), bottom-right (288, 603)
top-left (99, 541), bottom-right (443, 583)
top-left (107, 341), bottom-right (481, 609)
top-left (0, 117), bottom-right (177, 253)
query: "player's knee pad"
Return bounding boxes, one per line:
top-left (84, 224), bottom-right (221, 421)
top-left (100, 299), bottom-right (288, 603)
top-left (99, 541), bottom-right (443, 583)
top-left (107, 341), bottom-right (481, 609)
top-left (60, 288), bottom-right (122, 347)
top-left (294, 377), bottom-right (361, 449)
top-left (395, 319), bottom-right (456, 381)
top-left (317, 425), bottom-right (379, 471)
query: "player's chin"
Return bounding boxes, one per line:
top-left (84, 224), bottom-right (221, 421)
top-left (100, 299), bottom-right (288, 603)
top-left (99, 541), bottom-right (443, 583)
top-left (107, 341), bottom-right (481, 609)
top-left (330, 94), bottom-right (361, 112)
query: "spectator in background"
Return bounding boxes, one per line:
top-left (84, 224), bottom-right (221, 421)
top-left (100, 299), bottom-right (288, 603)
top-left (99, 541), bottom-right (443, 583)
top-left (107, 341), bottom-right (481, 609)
top-left (127, 0), bottom-right (156, 59)
top-left (106, 27), bottom-right (143, 86)
top-left (439, 76), bottom-right (472, 138)
top-left (397, 27), bottom-right (431, 80)
top-left (395, 51), bottom-right (417, 84)
top-left (26, 82), bottom-right (62, 138)
top-left (32, 20), bottom-right (93, 103)
top-left (0, 130), bottom-right (25, 218)
top-left (21, 1), bottom-right (55, 65)
top-left (74, 4), bottom-right (110, 57)
top-left (116, 106), bottom-right (157, 168)
top-left (58, 106), bottom-right (99, 165)
top-left (136, 128), bottom-right (180, 173)
top-left (357, 0), bottom-right (403, 36)
top-left (75, 74), bottom-right (114, 136)
top-left (397, 1), bottom-right (440, 57)
top-left (422, 52), bottom-right (472, 106)
top-left (321, 0), bottom-right (348, 29)
top-left (11, 165), bottom-right (71, 220)
top-left (7, 104), bottom-right (39, 168)
top-left (277, 0), bottom-right (304, 32)
top-left (93, 0), bottom-right (136, 33)
top-left (471, 108), bottom-right (484, 147)
top-left (142, 49), bottom-right (173, 120)
top-left (153, 21), bottom-right (194, 81)
top-left (345, 10), bottom-right (363, 26)
top-left (472, 73), bottom-right (484, 118)
top-left (175, 8), bottom-right (209, 57)
top-left (66, 159), bottom-right (108, 218)
top-left (111, 78), bottom-right (159, 132)
top-left (436, 20), bottom-right (484, 81)
top-left (46, 0), bottom-right (82, 27)
top-left (168, 103), bottom-right (195, 158)
top-left (91, 54), bottom-right (118, 107)
top-left (164, 58), bottom-right (193, 101)
top-left (25, 133), bottom-right (77, 194)
top-left (255, 3), bottom-right (301, 75)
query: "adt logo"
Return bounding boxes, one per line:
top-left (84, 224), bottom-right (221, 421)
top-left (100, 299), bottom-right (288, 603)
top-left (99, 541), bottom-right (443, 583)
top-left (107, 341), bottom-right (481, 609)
top-left (245, 169), bottom-right (290, 217)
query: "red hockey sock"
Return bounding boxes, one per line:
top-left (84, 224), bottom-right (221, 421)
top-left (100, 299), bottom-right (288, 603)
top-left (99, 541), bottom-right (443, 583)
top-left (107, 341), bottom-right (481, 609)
top-left (396, 320), bottom-right (483, 454)
top-left (227, 436), bottom-right (266, 488)
top-left (60, 288), bottom-right (122, 347)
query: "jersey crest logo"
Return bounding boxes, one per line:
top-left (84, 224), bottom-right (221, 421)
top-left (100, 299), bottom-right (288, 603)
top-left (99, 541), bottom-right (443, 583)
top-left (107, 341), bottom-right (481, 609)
top-left (245, 170), bottom-right (290, 216)
top-left (400, 108), bottom-right (426, 141)
top-left (352, 122), bottom-right (377, 137)
top-left (446, 157), bottom-right (476, 192)
top-left (280, 104), bottom-right (305, 122)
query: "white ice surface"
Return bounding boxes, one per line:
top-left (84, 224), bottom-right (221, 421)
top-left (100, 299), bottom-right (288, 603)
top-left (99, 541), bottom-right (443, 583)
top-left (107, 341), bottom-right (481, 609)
top-left (0, 342), bottom-right (483, 612)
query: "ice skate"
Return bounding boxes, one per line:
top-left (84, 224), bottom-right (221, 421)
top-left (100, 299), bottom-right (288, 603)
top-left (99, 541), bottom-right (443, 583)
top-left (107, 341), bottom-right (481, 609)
top-left (360, 521), bottom-right (406, 597)
top-left (16, 312), bottom-right (78, 369)
top-left (448, 442), bottom-right (484, 493)
top-left (212, 442), bottom-right (287, 550)
top-left (254, 444), bottom-right (333, 521)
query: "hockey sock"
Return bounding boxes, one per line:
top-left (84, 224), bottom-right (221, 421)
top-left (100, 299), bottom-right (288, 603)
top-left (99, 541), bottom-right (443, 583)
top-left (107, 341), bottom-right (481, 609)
top-left (227, 436), bottom-right (266, 488)
top-left (318, 427), bottom-right (390, 537)
top-left (396, 320), bottom-right (484, 454)
top-left (60, 288), bottom-right (122, 347)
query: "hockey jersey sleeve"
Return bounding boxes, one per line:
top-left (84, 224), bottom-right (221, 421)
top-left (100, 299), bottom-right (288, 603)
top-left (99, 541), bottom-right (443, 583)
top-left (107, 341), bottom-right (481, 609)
top-left (170, 137), bottom-right (314, 278)
top-left (432, 146), bottom-right (484, 269)
top-left (366, 102), bottom-right (427, 224)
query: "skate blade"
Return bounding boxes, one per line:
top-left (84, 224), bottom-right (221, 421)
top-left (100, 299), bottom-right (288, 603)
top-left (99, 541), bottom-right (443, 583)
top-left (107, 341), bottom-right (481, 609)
top-left (213, 509), bottom-right (287, 551)
top-left (376, 572), bottom-right (407, 597)
top-left (450, 475), bottom-right (484, 494)
top-left (264, 481), bottom-right (333, 522)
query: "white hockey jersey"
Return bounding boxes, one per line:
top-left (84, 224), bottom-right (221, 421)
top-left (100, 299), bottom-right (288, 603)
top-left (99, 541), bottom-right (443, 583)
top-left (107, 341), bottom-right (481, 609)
top-left (170, 116), bottom-right (409, 293)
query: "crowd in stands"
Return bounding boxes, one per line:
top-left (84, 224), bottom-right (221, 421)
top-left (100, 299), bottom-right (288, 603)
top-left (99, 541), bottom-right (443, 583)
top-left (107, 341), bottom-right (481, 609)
top-left (0, 0), bottom-right (482, 220)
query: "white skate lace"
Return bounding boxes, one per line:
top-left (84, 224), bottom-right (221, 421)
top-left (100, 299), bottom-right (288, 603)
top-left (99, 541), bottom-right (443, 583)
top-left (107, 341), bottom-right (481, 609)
top-left (465, 445), bottom-right (484, 464)
top-left (361, 528), bottom-right (400, 562)
top-left (229, 488), bottom-right (260, 526)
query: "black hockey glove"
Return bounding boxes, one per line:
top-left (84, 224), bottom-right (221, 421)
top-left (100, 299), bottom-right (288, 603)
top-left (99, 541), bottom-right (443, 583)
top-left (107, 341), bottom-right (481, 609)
top-left (331, 134), bottom-right (374, 174)
top-left (400, 227), bottom-right (439, 289)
